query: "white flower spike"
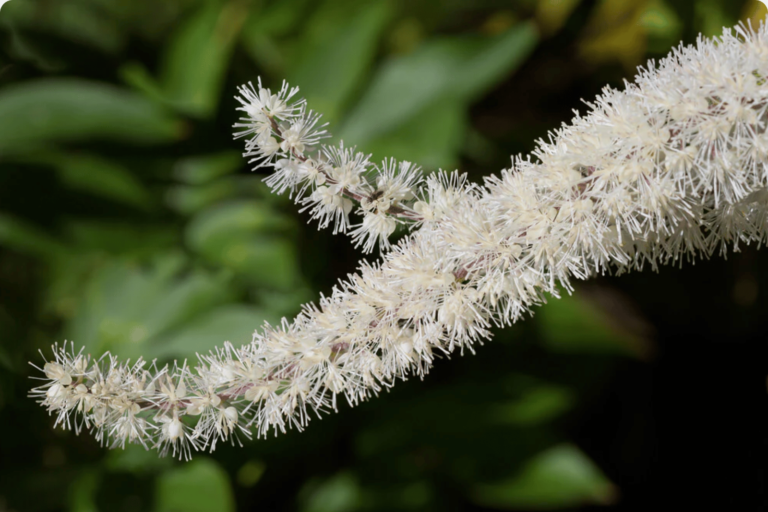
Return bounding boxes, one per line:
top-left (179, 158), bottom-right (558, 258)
top-left (31, 22), bottom-right (768, 459)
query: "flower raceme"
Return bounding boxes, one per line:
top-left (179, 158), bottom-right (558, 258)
top-left (234, 77), bottom-right (426, 252)
top-left (31, 23), bottom-right (768, 459)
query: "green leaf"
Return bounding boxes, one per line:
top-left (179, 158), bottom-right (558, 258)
top-left (173, 152), bottom-right (243, 185)
top-left (253, 286), bottom-right (314, 319)
top-left (51, 153), bottom-right (151, 210)
top-left (185, 200), bottom-right (294, 248)
top-left (452, 22), bottom-right (539, 100)
top-left (242, 0), bottom-right (311, 37)
top-left (160, 0), bottom-right (249, 117)
top-left (337, 41), bottom-right (463, 144)
top-left (64, 256), bottom-right (234, 358)
top-left (204, 235), bottom-right (299, 289)
top-left (288, 0), bottom-right (393, 124)
top-left (361, 100), bottom-right (465, 170)
top-left (155, 458), bottom-right (235, 512)
top-left (537, 291), bottom-right (648, 358)
top-left (147, 304), bottom-right (280, 360)
top-left (68, 469), bottom-right (100, 512)
top-left (240, 0), bottom-right (313, 74)
top-left (166, 181), bottom-right (239, 214)
top-left (2, 18), bottom-right (65, 72)
top-left (299, 472), bottom-right (361, 512)
top-left (14, 150), bottom-right (153, 209)
top-left (488, 383), bottom-right (575, 426)
top-left (3, 0), bottom-right (125, 54)
top-left (695, 0), bottom-right (737, 38)
top-left (641, 0), bottom-right (683, 53)
top-left (166, 153), bottom-right (247, 213)
top-left (105, 443), bottom-right (173, 474)
top-left (236, 460), bottom-right (267, 488)
top-left (0, 79), bottom-right (183, 153)
top-left (471, 444), bottom-right (617, 509)
top-left (64, 221), bottom-right (176, 255)
top-left (338, 22), bottom-right (538, 145)
top-left (0, 214), bottom-right (66, 257)
top-left (185, 200), bottom-right (299, 288)
top-left (119, 61), bottom-right (169, 104)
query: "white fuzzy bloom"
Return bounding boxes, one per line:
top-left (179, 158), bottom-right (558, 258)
top-left (235, 78), bottom-right (303, 123)
top-left (44, 362), bottom-right (72, 385)
top-left (264, 158), bottom-right (302, 195)
top-left (303, 185), bottom-right (354, 233)
top-left (31, 22), bottom-right (768, 459)
top-left (350, 212), bottom-right (397, 252)
top-left (235, 83), bottom-right (423, 251)
top-left (279, 111), bottom-right (327, 154)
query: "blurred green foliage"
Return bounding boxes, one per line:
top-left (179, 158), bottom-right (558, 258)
top-left (0, 0), bottom-right (762, 511)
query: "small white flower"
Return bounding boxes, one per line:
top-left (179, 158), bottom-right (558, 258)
top-left (235, 78), bottom-right (303, 122)
top-left (163, 415), bottom-right (184, 441)
top-left (244, 380), bottom-right (278, 402)
top-left (303, 185), bottom-right (354, 233)
top-left (264, 158), bottom-right (302, 195)
top-left (279, 111), bottom-right (328, 155)
top-left (155, 412), bottom-right (196, 460)
top-left (44, 362), bottom-right (72, 386)
top-left (412, 200), bottom-right (434, 220)
top-left (350, 211), bottom-right (397, 253)
top-left (158, 371), bottom-right (187, 405)
top-left (186, 393), bottom-right (221, 416)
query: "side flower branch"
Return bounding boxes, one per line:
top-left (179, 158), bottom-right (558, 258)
top-left (233, 79), bottom-right (426, 252)
top-left (30, 22), bottom-right (768, 459)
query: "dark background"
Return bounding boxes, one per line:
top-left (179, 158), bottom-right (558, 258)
top-left (0, 0), bottom-right (766, 510)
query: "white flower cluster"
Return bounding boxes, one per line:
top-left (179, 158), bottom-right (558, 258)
top-left (31, 22), bottom-right (768, 459)
top-left (31, 345), bottom-right (250, 459)
top-left (234, 78), bottom-right (425, 252)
